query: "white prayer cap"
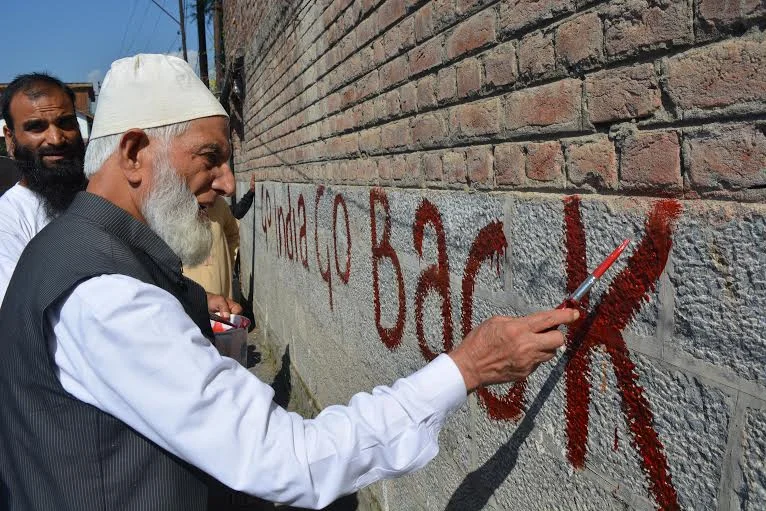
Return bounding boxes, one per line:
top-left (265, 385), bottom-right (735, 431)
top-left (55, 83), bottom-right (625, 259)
top-left (89, 53), bottom-right (228, 140)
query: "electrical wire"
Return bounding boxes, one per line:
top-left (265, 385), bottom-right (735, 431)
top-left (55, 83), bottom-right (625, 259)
top-left (125, 0), bottom-right (153, 55)
top-left (118, 2), bottom-right (139, 56)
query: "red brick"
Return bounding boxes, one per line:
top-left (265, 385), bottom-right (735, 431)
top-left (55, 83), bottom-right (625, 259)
top-left (385, 90), bottom-right (402, 116)
top-left (424, 152), bottom-right (444, 180)
top-left (358, 100), bottom-right (376, 126)
top-left (360, 127), bottom-right (382, 154)
top-left (586, 64), bottom-right (661, 123)
top-left (382, 119), bottom-right (412, 149)
top-left (405, 152), bottom-right (423, 180)
top-left (409, 36), bottom-right (444, 76)
top-left (450, 98), bottom-right (501, 139)
top-left (378, 157), bottom-right (393, 180)
top-left (432, 0), bottom-right (457, 30)
top-left (446, 10), bottom-right (497, 59)
top-left (384, 17), bottom-right (416, 58)
top-left (526, 142), bottom-right (564, 183)
top-left (483, 41), bottom-right (518, 88)
top-left (565, 135), bottom-right (618, 189)
top-left (391, 155), bottom-right (408, 180)
top-left (665, 38), bottom-right (766, 112)
top-left (500, 0), bottom-right (575, 35)
top-left (437, 66), bottom-right (457, 103)
top-left (556, 13), bottom-right (603, 68)
top-left (621, 132), bottom-right (682, 192)
top-left (456, 0), bottom-right (492, 12)
top-left (518, 31), bottom-right (556, 79)
top-left (457, 58), bottom-right (482, 98)
top-left (356, 158), bottom-right (379, 182)
top-left (375, 91), bottom-right (400, 120)
top-left (505, 78), bottom-right (582, 132)
top-left (443, 150), bottom-right (467, 184)
top-left (412, 113), bottom-right (448, 147)
top-left (400, 82), bottom-right (418, 113)
top-left (685, 125), bottom-right (766, 190)
top-left (494, 143), bottom-right (525, 185)
top-left (380, 55), bottom-right (410, 89)
top-left (357, 13), bottom-right (377, 46)
top-left (341, 110), bottom-right (355, 132)
top-left (341, 85), bottom-right (357, 109)
top-left (377, 0), bottom-right (406, 31)
top-left (358, 71), bottom-right (380, 101)
top-left (698, 0), bottom-right (766, 31)
top-left (415, 3), bottom-right (434, 42)
top-left (361, 0), bottom-right (381, 15)
top-left (373, 39), bottom-right (386, 65)
top-left (327, 133), bottom-right (360, 158)
top-left (467, 146), bottom-right (494, 186)
top-left (603, 0), bottom-right (692, 57)
top-left (417, 75), bottom-right (438, 108)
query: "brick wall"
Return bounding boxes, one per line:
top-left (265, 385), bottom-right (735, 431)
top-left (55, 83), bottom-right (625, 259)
top-left (224, 1), bottom-right (765, 509)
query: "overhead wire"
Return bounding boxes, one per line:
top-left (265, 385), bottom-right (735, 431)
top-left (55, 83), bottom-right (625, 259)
top-left (118, 2), bottom-right (139, 56)
top-left (125, 0), bottom-right (153, 55)
top-left (143, 0), bottom-right (164, 53)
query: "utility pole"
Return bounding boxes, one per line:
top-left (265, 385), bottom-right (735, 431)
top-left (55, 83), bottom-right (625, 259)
top-left (178, 0), bottom-right (188, 61)
top-left (213, 0), bottom-right (224, 93)
top-left (196, 0), bottom-right (209, 87)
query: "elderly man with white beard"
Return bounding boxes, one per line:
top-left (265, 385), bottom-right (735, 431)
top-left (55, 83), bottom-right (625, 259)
top-left (0, 54), bottom-right (578, 511)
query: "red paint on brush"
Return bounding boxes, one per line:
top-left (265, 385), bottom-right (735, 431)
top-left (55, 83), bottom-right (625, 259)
top-left (592, 238), bottom-right (631, 279)
top-left (563, 197), bottom-right (682, 510)
top-left (369, 188), bottom-right (406, 350)
top-left (460, 221), bottom-right (526, 421)
top-left (413, 199), bottom-right (453, 361)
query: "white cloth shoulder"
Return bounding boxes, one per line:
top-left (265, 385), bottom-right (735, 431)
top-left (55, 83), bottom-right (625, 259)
top-left (0, 184), bottom-right (48, 304)
top-left (48, 274), bottom-right (467, 508)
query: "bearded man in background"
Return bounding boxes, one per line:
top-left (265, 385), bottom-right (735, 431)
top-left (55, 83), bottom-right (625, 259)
top-left (0, 73), bottom-right (87, 301)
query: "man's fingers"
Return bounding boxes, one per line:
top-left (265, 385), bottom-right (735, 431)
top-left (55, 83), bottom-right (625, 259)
top-left (534, 329), bottom-right (566, 352)
top-left (226, 298), bottom-right (243, 315)
top-left (528, 308), bottom-right (579, 333)
top-left (208, 294), bottom-right (231, 318)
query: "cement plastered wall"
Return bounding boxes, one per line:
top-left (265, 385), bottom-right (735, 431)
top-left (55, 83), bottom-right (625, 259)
top-left (223, 0), bottom-right (766, 509)
top-left (234, 182), bottom-right (764, 510)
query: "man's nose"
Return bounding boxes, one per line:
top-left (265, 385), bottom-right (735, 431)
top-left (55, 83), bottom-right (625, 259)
top-left (212, 163), bottom-right (235, 197)
top-left (45, 125), bottom-right (67, 146)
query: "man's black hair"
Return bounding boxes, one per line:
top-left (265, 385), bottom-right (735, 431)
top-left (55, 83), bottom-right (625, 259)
top-left (1, 73), bottom-right (77, 131)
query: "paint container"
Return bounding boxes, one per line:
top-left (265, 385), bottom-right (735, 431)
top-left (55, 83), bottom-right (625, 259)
top-left (211, 314), bottom-right (251, 366)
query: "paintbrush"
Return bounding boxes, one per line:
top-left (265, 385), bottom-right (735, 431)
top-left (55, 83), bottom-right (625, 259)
top-left (557, 238), bottom-right (631, 309)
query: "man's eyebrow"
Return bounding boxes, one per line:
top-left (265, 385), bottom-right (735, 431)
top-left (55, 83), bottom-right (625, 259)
top-left (198, 142), bottom-right (231, 158)
top-left (22, 118), bottom-right (47, 130)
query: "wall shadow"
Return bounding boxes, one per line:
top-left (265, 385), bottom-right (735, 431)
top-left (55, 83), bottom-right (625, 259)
top-left (271, 345), bottom-right (292, 409)
top-left (445, 328), bottom-right (590, 511)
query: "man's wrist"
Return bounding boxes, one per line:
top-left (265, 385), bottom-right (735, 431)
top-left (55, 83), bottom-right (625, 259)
top-left (448, 350), bottom-right (479, 394)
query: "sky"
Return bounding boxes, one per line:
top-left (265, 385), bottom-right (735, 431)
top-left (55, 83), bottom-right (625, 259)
top-left (1, 0), bottom-right (216, 91)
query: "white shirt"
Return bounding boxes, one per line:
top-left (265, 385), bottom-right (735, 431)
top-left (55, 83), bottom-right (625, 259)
top-left (48, 274), bottom-right (467, 509)
top-left (0, 183), bottom-right (49, 305)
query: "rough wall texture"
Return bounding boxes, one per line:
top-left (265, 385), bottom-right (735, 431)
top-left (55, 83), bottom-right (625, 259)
top-left (223, 1), bottom-right (765, 509)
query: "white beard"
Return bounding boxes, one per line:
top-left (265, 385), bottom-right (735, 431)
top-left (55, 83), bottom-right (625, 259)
top-left (141, 150), bottom-right (213, 266)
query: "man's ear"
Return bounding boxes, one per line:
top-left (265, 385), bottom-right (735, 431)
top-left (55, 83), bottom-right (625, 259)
top-left (3, 125), bottom-right (15, 158)
top-left (118, 129), bottom-right (150, 186)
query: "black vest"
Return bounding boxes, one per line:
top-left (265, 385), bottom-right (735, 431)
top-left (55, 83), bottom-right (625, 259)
top-left (0, 192), bottom-right (218, 511)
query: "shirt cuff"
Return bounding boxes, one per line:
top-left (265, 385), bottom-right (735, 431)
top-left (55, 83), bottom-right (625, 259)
top-left (404, 353), bottom-right (467, 416)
